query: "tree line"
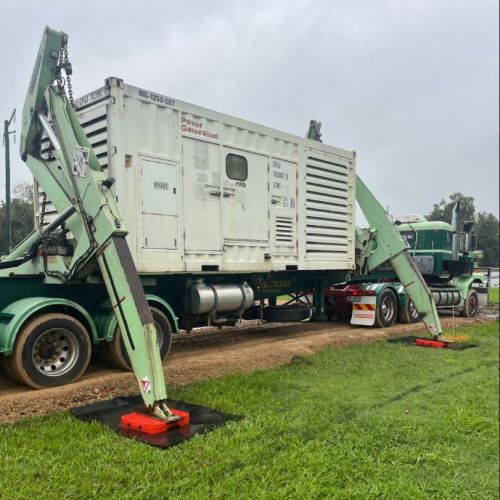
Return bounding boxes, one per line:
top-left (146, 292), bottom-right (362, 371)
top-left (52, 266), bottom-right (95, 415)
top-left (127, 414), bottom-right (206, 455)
top-left (0, 185), bottom-right (498, 267)
top-left (0, 182), bottom-right (34, 255)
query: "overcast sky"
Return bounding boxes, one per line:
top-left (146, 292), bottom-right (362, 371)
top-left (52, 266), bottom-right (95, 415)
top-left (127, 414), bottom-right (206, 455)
top-left (0, 0), bottom-right (498, 219)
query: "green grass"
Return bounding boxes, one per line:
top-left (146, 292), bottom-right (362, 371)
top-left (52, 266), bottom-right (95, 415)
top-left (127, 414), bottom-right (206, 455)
top-left (489, 287), bottom-right (499, 304)
top-left (1, 322), bottom-right (498, 499)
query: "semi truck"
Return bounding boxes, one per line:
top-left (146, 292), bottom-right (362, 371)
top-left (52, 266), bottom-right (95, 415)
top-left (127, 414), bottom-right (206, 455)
top-left (325, 206), bottom-right (489, 328)
top-left (0, 27), bottom-right (443, 417)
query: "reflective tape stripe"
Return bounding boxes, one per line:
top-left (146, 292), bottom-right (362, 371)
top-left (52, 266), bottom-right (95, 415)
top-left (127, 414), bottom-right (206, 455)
top-left (353, 304), bottom-right (376, 311)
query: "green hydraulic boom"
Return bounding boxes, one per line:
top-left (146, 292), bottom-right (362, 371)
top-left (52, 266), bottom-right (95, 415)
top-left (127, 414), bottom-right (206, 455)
top-left (355, 177), bottom-right (442, 336)
top-left (306, 121), bottom-right (442, 337)
top-left (1, 27), bottom-right (177, 421)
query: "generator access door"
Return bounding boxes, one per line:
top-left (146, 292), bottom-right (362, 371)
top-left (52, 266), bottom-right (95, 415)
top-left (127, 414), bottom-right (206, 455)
top-left (140, 156), bottom-right (179, 250)
top-left (182, 138), bottom-right (222, 253)
top-left (221, 148), bottom-right (269, 248)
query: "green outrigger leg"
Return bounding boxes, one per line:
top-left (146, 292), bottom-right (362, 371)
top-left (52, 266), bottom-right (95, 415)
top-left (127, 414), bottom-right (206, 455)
top-left (6, 26), bottom-right (176, 420)
top-left (355, 177), bottom-right (442, 337)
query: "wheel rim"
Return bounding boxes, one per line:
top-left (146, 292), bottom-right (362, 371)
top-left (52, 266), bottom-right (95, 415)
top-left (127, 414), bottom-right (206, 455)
top-left (32, 327), bottom-right (80, 377)
top-left (468, 294), bottom-right (478, 315)
top-left (409, 301), bottom-right (419, 320)
top-left (381, 295), bottom-right (395, 322)
top-left (155, 320), bottom-right (164, 350)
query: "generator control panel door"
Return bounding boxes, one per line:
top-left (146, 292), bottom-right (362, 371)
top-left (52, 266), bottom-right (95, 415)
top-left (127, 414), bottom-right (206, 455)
top-left (222, 148), bottom-right (269, 247)
top-left (182, 138), bottom-right (222, 253)
top-left (140, 157), bottom-right (179, 250)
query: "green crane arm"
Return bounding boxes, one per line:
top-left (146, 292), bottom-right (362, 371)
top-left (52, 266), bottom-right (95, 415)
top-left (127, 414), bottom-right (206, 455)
top-left (12, 26), bottom-right (176, 420)
top-left (355, 177), bottom-right (442, 337)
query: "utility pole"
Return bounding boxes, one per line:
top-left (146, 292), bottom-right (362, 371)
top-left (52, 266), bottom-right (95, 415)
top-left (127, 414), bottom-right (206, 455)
top-left (3, 109), bottom-right (16, 251)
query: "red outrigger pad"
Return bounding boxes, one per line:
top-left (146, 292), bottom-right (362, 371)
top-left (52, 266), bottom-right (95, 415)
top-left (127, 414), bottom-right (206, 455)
top-left (121, 410), bottom-right (190, 434)
top-left (71, 396), bottom-right (242, 448)
top-left (387, 335), bottom-right (477, 351)
top-left (415, 338), bottom-right (447, 348)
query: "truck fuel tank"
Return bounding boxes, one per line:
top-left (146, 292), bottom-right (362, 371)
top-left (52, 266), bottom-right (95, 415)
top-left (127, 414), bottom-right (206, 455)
top-left (430, 288), bottom-right (461, 307)
top-left (184, 282), bottom-right (254, 315)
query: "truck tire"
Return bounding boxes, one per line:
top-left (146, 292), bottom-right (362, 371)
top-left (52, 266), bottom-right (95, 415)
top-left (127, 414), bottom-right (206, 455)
top-left (399, 299), bottom-right (420, 324)
top-left (4, 313), bottom-right (91, 389)
top-left (460, 289), bottom-right (479, 318)
top-left (374, 289), bottom-right (397, 328)
top-left (104, 307), bottom-right (172, 371)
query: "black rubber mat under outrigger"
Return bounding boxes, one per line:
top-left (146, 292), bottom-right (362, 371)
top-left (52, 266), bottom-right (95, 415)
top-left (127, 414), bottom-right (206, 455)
top-left (71, 395), bottom-right (242, 448)
top-left (387, 335), bottom-right (478, 350)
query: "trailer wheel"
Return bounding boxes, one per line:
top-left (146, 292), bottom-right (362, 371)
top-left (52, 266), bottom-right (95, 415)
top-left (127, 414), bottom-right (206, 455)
top-left (460, 289), bottom-right (479, 318)
top-left (399, 299), bottom-right (420, 324)
top-left (374, 289), bottom-right (397, 328)
top-left (104, 307), bottom-right (172, 371)
top-left (5, 313), bottom-right (91, 389)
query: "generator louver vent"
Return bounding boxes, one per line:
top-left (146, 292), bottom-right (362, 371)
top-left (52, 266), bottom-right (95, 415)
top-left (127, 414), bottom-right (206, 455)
top-left (36, 105), bottom-right (109, 227)
top-left (305, 156), bottom-right (350, 256)
top-left (40, 108), bottom-right (109, 168)
top-left (275, 216), bottom-right (294, 246)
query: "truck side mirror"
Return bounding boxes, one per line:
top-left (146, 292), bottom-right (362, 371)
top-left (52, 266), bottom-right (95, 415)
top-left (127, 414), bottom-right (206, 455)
top-left (459, 233), bottom-right (466, 252)
top-left (462, 232), bottom-right (476, 252)
top-left (463, 220), bottom-right (474, 232)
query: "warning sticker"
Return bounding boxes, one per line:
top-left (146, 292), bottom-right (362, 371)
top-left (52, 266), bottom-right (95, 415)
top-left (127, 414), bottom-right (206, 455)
top-left (140, 376), bottom-right (151, 393)
top-left (72, 146), bottom-right (90, 177)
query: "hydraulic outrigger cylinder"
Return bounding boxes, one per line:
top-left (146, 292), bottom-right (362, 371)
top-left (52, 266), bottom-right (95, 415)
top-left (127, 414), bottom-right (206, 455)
top-left (11, 26), bottom-right (177, 421)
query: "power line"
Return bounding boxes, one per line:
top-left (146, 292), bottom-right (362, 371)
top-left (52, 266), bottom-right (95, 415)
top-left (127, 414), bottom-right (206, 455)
top-left (3, 108), bottom-right (16, 251)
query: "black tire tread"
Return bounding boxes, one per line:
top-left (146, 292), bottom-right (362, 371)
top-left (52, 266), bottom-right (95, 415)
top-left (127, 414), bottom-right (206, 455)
top-left (460, 289), bottom-right (479, 318)
top-left (374, 289), bottom-right (397, 328)
top-left (399, 299), bottom-right (420, 324)
top-left (103, 307), bottom-right (173, 371)
top-left (5, 313), bottom-right (91, 389)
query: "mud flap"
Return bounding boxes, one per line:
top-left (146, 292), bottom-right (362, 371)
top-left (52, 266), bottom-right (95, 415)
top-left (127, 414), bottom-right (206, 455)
top-left (71, 396), bottom-right (242, 448)
top-left (350, 296), bottom-right (376, 326)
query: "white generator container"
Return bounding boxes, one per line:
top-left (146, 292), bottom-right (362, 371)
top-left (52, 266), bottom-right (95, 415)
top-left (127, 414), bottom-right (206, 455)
top-left (38, 78), bottom-right (356, 274)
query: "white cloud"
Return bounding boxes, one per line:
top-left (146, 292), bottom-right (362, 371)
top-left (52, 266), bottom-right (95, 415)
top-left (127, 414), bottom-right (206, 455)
top-left (0, 0), bottom-right (498, 217)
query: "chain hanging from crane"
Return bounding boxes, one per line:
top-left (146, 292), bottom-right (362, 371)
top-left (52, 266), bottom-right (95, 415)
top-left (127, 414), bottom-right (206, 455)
top-left (44, 35), bottom-right (74, 221)
top-left (39, 193), bottom-right (47, 228)
top-left (56, 35), bottom-right (74, 108)
top-left (42, 35), bottom-right (75, 229)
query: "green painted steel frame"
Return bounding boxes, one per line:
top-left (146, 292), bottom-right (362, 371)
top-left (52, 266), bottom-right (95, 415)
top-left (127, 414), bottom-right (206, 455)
top-left (1, 26), bottom-right (172, 417)
top-left (456, 274), bottom-right (488, 299)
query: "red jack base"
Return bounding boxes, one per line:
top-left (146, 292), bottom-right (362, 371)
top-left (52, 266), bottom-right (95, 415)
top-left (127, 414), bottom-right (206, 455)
top-left (121, 409), bottom-right (190, 434)
top-left (415, 338), bottom-right (447, 349)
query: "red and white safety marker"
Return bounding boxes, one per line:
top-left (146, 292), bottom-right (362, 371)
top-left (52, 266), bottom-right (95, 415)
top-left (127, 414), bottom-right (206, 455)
top-left (140, 376), bottom-right (151, 393)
